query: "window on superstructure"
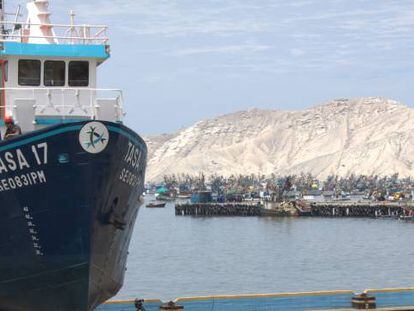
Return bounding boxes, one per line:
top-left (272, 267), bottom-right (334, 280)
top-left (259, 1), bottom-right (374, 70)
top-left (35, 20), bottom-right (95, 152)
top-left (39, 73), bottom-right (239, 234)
top-left (18, 60), bottom-right (41, 86)
top-left (44, 61), bottom-right (65, 87)
top-left (69, 61), bottom-right (89, 87)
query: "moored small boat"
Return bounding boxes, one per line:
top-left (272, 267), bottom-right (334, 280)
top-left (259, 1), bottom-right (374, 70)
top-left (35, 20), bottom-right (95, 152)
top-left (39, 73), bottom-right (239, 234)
top-left (177, 194), bottom-right (191, 199)
top-left (399, 215), bottom-right (414, 221)
top-left (157, 194), bottom-right (175, 201)
top-left (146, 202), bottom-right (167, 208)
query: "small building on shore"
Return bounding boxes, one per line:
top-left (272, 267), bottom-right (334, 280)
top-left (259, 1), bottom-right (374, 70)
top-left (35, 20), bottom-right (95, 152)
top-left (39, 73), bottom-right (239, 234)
top-left (191, 191), bottom-right (213, 204)
top-left (322, 191), bottom-right (335, 201)
top-left (283, 190), bottom-right (301, 201)
top-left (303, 190), bottom-right (323, 201)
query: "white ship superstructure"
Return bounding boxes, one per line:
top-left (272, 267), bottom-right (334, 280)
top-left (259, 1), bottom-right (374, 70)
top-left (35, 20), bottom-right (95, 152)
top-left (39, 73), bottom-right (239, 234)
top-left (0, 0), bottom-right (123, 134)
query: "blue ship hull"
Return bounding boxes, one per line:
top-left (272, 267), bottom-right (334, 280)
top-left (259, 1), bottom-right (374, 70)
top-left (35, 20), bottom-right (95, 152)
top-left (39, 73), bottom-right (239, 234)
top-left (0, 121), bottom-right (147, 311)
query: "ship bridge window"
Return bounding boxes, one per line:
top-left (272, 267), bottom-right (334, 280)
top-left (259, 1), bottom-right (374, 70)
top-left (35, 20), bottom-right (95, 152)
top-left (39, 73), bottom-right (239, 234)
top-left (18, 60), bottom-right (41, 86)
top-left (69, 61), bottom-right (89, 87)
top-left (44, 61), bottom-right (65, 87)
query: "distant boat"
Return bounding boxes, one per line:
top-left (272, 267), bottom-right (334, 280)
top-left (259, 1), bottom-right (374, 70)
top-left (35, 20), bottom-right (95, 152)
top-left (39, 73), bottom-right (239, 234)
top-left (156, 194), bottom-right (175, 201)
top-left (146, 202), bottom-right (167, 208)
top-left (177, 194), bottom-right (191, 199)
top-left (399, 215), bottom-right (414, 221)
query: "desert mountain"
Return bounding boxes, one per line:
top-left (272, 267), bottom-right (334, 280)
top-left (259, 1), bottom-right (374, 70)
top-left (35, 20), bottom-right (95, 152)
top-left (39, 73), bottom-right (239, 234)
top-left (145, 97), bottom-right (414, 182)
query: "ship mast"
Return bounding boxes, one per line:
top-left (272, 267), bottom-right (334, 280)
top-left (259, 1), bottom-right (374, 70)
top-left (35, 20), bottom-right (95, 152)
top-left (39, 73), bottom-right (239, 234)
top-left (0, 0), bottom-right (4, 37)
top-left (25, 0), bottom-right (57, 44)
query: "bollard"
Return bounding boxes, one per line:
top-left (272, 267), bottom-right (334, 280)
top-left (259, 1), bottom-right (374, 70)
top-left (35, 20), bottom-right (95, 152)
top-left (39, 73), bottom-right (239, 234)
top-left (160, 301), bottom-right (184, 310)
top-left (351, 293), bottom-right (376, 309)
top-left (135, 299), bottom-right (145, 311)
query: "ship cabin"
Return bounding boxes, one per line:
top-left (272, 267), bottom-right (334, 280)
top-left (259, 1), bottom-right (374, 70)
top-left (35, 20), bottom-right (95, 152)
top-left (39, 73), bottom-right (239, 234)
top-left (0, 0), bottom-right (123, 137)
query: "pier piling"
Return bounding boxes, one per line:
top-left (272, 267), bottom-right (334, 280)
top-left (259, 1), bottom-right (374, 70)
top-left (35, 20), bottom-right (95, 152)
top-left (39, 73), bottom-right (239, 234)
top-left (310, 202), bottom-right (406, 218)
top-left (175, 203), bottom-right (262, 217)
top-left (175, 201), bottom-right (412, 218)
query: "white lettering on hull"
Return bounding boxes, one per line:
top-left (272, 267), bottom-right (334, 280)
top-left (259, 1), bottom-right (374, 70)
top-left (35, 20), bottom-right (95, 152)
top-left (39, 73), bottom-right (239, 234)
top-left (0, 170), bottom-right (47, 192)
top-left (123, 142), bottom-right (143, 172)
top-left (119, 168), bottom-right (140, 187)
top-left (0, 143), bottom-right (49, 192)
top-left (120, 141), bottom-right (144, 188)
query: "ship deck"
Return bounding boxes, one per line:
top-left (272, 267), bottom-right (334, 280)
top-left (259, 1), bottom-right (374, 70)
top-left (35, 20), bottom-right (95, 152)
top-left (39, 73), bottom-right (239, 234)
top-left (98, 288), bottom-right (414, 310)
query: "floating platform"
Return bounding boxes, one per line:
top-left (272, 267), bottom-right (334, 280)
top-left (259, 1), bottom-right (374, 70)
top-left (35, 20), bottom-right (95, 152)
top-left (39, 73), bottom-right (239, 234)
top-left (98, 288), bottom-right (414, 310)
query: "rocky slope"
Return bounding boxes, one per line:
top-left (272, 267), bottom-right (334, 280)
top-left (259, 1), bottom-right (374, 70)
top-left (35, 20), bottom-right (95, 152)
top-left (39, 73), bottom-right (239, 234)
top-left (145, 98), bottom-right (414, 182)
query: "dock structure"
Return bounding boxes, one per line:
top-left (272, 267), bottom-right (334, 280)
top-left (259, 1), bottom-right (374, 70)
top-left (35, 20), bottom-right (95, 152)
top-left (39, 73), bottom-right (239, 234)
top-left (98, 288), bottom-right (414, 310)
top-left (309, 201), bottom-right (409, 217)
top-left (175, 201), bottom-right (414, 218)
top-left (175, 203), bottom-right (262, 217)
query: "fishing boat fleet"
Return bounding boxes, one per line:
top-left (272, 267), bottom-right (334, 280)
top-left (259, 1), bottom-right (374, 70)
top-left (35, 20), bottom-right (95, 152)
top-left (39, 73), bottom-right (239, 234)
top-left (0, 1), bottom-right (147, 310)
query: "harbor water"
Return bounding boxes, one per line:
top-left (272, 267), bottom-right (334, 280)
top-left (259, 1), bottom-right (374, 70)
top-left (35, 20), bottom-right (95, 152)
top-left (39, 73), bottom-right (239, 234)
top-left (116, 196), bottom-right (414, 301)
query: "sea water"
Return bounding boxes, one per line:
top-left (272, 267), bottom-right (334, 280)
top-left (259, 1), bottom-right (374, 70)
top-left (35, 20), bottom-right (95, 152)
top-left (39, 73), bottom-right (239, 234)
top-left (116, 197), bottom-right (414, 301)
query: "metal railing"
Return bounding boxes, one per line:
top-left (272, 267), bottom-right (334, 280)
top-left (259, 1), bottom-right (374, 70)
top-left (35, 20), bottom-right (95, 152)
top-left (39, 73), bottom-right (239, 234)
top-left (0, 21), bottom-right (109, 45)
top-left (0, 87), bottom-right (124, 121)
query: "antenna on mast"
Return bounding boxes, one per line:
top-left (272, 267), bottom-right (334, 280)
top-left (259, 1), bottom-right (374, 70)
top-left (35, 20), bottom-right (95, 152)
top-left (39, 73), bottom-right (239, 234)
top-left (68, 10), bottom-right (79, 44)
top-left (14, 5), bottom-right (20, 25)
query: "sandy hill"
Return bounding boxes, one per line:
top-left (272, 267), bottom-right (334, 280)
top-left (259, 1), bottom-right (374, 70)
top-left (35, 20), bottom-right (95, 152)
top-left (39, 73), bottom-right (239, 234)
top-left (145, 97), bottom-right (414, 182)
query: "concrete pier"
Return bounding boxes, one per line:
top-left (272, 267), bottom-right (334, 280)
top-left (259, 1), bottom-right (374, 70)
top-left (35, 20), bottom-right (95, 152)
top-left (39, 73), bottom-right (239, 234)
top-left (99, 287), bottom-right (414, 311)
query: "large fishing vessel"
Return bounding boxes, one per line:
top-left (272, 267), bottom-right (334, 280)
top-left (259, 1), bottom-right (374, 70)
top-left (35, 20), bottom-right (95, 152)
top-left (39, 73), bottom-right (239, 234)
top-left (0, 1), bottom-right (147, 310)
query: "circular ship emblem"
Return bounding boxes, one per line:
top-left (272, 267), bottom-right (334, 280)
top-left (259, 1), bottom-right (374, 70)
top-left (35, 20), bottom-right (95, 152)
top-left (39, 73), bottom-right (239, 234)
top-left (79, 122), bottom-right (109, 154)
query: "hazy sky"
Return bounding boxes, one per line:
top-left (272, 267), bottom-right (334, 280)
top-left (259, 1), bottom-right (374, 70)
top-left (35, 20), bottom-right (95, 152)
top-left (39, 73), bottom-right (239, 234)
top-left (6, 0), bottom-right (414, 134)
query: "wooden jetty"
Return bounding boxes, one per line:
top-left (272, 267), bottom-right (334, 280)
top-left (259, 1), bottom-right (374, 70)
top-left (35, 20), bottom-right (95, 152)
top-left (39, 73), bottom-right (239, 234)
top-left (175, 201), bottom-right (414, 218)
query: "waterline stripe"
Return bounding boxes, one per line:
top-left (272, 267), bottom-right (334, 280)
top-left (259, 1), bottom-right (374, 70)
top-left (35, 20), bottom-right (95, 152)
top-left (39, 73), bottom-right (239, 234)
top-left (0, 125), bottom-right (82, 152)
top-left (107, 126), bottom-right (146, 150)
top-left (0, 124), bottom-right (146, 152)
